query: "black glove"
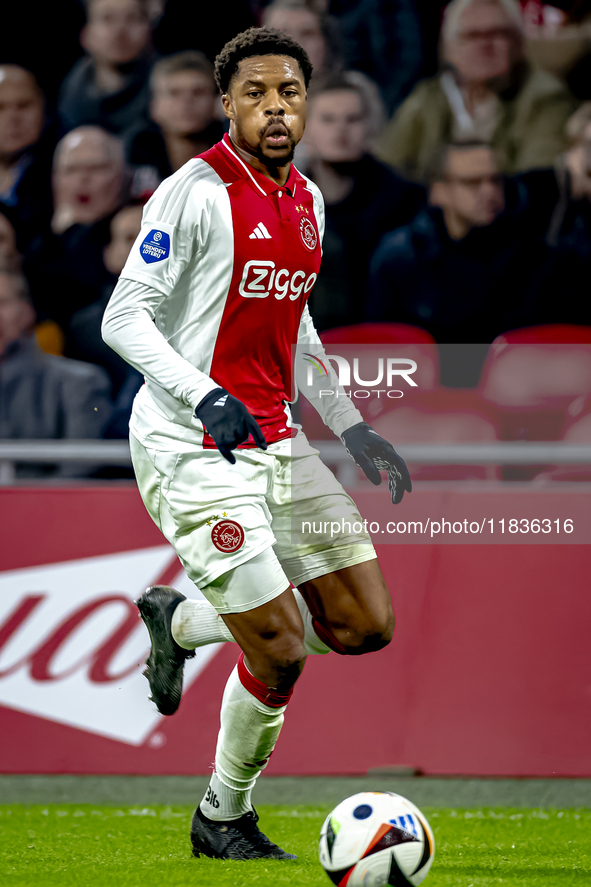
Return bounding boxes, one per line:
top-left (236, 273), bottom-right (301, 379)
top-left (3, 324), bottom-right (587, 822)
top-left (195, 388), bottom-right (267, 464)
top-left (341, 421), bottom-right (412, 505)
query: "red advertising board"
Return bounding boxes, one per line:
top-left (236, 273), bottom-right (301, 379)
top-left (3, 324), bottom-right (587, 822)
top-left (1, 484), bottom-right (590, 776)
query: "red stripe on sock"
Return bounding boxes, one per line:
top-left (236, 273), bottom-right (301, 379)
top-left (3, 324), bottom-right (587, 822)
top-left (312, 618), bottom-right (347, 655)
top-left (237, 653), bottom-right (293, 708)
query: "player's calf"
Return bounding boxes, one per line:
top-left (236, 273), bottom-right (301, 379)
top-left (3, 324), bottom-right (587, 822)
top-left (241, 635), bottom-right (307, 692)
top-left (222, 588), bottom-right (307, 691)
top-left (195, 593), bottom-right (307, 855)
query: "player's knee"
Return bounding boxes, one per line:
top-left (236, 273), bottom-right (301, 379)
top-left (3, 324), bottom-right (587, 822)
top-left (264, 632), bottom-right (307, 688)
top-left (367, 611), bottom-right (395, 651)
top-left (340, 611), bottom-right (395, 655)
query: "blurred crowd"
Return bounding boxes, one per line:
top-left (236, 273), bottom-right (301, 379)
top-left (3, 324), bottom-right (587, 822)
top-left (2, 0), bottom-right (591, 473)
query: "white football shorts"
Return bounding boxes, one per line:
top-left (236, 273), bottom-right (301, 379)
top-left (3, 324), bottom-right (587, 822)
top-left (130, 431), bottom-right (376, 614)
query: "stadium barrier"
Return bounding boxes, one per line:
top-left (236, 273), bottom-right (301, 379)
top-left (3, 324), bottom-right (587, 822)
top-left (0, 439), bottom-right (590, 485)
top-left (0, 441), bottom-right (590, 776)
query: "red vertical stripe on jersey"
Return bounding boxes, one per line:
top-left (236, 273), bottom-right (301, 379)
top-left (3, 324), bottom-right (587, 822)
top-left (198, 136), bottom-right (322, 447)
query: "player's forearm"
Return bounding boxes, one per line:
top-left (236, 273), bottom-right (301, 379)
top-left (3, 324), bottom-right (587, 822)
top-left (102, 277), bottom-right (220, 410)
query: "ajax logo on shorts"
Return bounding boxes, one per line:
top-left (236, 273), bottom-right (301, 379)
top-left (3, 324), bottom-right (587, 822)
top-left (211, 520), bottom-right (245, 553)
top-left (240, 260), bottom-right (317, 300)
top-left (140, 229), bottom-right (170, 264)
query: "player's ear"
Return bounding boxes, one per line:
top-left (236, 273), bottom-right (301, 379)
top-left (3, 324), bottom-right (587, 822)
top-left (221, 93), bottom-right (235, 122)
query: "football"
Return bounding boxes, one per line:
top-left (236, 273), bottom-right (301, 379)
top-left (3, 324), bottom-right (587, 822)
top-left (318, 791), bottom-right (435, 887)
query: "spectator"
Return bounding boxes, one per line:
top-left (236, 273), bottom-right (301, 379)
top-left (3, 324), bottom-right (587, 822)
top-left (152, 0), bottom-right (255, 61)
top-left (430, 141), bottom-right (504, 239)
top-left (262, 0), bottom-right (343, 78)
top-left (128, 51), bottom-right (224, 182)
top-left (331, 0), bottom-right (424, 115)
top-left (366, 143), bottom-right (544, 345)
top-left (0, 210), bottom-right (64, 354)
top-left (514, 103), bottom-right (591, 327)
top-left (0, 66), bottom-right (55, 252)
top-left (26, 127), bottom-right (127, 327)
top-left (59, 0), bottom-right (154, 139)
top-left (0, 270), bottom-right (112, 476)
top-left (377, 0), bottom-right (576, 183)
top-left (51, 126), bottom-right (127, 235)
top-left (302, 72), bottom-right (425, 328)
top-left (68, 203), bottom-right (144, 396)
top-left (0, 211), bottom-right (21, 273)
top-left (103, 204), bottom-right (144, 276)
top-left (554, 102), bottom-right (591, 227)
top-left (0, 3), bottom-right (85, 110)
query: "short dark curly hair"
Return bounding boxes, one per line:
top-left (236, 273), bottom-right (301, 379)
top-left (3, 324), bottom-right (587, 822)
top-left (214, 27), bottom-right (313, 94)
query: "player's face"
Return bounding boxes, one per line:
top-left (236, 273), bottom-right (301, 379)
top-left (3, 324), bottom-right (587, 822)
top-left (223, 55), bottom-right (306, 179)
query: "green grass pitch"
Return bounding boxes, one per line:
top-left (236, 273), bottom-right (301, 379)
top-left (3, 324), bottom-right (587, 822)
top-left (1, 805), bottom-right (590, 886)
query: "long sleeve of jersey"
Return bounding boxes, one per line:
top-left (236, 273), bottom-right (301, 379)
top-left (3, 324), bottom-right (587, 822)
top-left (295, 304), bottom-right (363, 438)
top-left (102, 277), bottom-right (220, 409)
top-left (103, 147), bottom-right (345, 439)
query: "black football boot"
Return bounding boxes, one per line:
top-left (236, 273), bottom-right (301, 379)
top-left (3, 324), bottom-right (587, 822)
top-left (135, 585), bottom-right (195, 715)
top-left (190, 806), bottom-right (297, 860)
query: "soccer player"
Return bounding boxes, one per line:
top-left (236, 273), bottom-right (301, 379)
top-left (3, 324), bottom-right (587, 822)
top-left (102, 27), bottom-right (411, 861)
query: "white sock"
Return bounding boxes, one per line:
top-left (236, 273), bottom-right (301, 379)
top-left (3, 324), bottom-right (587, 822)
top-left (171, 599), bottom-right (234, 649)
top-left (199, 661), bottom-right (290, 821)
top-left (171, 593), bottom-right (330, 654)
top-left (292, 588), bottom-right (331, 655)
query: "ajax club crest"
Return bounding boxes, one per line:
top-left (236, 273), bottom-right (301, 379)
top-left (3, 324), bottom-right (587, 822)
top-left (211, 519), bottom-right (245, 553)
top-left (299, 216), bottom-right (318, 251)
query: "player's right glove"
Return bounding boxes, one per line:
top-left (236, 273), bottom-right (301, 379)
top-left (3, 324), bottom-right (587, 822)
top-left (195, 388), bottom-right (267, 464)
top-left (341, 421), bottom-right (412, 505)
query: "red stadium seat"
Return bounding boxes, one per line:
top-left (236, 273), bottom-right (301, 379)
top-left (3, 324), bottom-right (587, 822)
top-left (372, 389), bottom-right (501, 481)
top-left (298, 323), bottom-right (441, 441)
top-left (535, 395), bottom-right (591, 482)
top-left (479, 325), bottom-right (591, 478)
top-left (492, 324), bottom-right (591, 345)
top-left (320, 323), bottom-right (437, 346)
top-left (563, 395), bottom-right (591, 441)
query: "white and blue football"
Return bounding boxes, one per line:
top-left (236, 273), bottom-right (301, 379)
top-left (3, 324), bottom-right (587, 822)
top-left (319, 791), bottom-right (435, 887)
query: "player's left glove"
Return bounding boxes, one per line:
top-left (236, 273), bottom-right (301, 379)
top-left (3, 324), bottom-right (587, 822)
top-left (341, 421), bottom-right (412, 505)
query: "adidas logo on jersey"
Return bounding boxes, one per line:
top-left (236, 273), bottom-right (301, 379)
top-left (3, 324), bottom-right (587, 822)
top-left (213, 394), bottom-right (228, 407)
top-left (249, 223), bottom-right (272, 240)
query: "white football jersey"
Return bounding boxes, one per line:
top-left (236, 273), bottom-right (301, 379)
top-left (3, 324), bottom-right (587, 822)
top-left (102, 135), bottom-right (362, 448)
